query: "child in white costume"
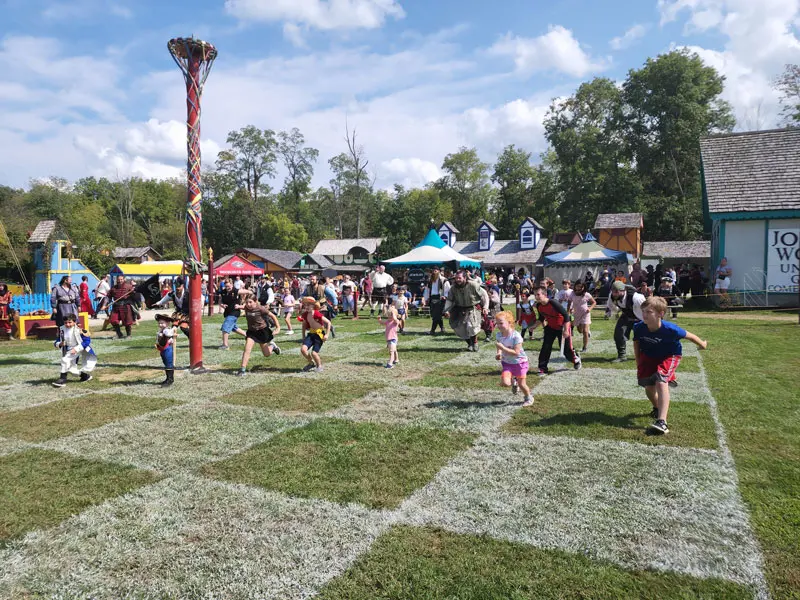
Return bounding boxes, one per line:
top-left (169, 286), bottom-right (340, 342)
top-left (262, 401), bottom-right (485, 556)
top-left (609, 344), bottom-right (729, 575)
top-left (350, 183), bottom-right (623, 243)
top-left (52, 314), bottom-right (97, 387)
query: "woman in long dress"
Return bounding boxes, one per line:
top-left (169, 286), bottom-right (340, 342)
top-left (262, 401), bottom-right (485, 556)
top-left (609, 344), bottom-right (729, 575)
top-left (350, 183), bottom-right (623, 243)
top-left (79, 275), bottom-right (95, 317)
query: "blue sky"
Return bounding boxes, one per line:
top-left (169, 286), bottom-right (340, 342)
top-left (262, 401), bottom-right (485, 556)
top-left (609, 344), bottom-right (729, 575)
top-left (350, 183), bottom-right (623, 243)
top-left (1, 0), bottom-right (798, 190)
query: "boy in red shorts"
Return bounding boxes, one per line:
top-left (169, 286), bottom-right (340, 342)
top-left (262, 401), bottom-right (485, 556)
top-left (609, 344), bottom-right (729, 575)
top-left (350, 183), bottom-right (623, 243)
top-left (633, 296), bottom-right (707, 435)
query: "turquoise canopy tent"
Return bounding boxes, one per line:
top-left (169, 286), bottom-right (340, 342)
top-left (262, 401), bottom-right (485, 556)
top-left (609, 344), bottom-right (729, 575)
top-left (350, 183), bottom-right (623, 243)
top-left (381, 229), bottom-right (482, 269)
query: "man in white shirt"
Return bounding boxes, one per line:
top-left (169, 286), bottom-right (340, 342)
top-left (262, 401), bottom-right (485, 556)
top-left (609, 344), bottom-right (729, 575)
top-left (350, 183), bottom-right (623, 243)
top-left (423, 267), bottom-right (450, 334)
top-left (606, 280), bottom-right (646, 362)
top-left (369, 265), bottom-right (394, 310)
top-left (95, 275), bottom-right (111, 316)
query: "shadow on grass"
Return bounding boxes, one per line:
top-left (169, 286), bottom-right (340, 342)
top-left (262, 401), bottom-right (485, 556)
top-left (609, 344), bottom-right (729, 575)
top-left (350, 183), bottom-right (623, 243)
top-left (423, 399), bottom-right (510, 410)
top-left (533, 410), bottom-right (647, 430)
top-left (0, 357), bottom-right (51, 366)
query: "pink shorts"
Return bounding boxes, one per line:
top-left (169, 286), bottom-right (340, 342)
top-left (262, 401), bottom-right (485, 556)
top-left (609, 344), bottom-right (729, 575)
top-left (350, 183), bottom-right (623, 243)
top-left (501, 360), bottom-right (529, 378)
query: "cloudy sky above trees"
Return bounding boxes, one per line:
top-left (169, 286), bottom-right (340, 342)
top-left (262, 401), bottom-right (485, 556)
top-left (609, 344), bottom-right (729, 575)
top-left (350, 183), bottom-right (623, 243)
top-left (1, 0), bottom-right (798, 190)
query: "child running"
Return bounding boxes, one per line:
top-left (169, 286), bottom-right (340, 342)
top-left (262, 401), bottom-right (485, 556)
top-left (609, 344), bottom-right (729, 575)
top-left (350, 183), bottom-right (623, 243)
top-left (299, 297), bottom-right (331, 373)
top-left (516, 290), bottom-right (537, 339)
top-left (235, 293), bottom-right (282, 377)
top-left (531, 286), bottom-right (581, 374)
top-left (52, 314), bottom-right (97, 387)
top-left (633, 296), bottom-right (707, 435)
top-left (219, 278), bottom-right (247, 349)
top-left (571, 281), bottom-right (596, 353)
top-left (392, 284), bottom-right (409, 334)
top-left (281, 286), bottom-right (296, 334)
top-left (154, 314), bottom-right (176, 387)
top-left (378, 303), bottom-right (400, 368)
top-left (494, 311), bottom-right (534, 406)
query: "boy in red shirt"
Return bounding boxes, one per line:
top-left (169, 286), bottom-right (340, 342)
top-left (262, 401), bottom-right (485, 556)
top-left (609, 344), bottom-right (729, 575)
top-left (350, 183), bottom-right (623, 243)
top-left (531, 286), bottom-right (581, 374)
top-left (299, 297), bottom-right (332, 373)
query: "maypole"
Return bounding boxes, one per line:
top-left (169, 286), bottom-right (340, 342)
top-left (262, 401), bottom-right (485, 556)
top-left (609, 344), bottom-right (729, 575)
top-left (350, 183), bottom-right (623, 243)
top-left (167, 37), bottom-right (217, 372)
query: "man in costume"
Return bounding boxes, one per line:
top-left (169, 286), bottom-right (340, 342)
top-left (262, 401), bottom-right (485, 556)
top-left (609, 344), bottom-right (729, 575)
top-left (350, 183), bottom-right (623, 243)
top-left (107, 275), bottom-right (135, 339)
top-left (0, 283), bottom-right (13, 337)
top-left (153, 277), bottom-right (191, 338)
top-left (606, 280), bottom-right (646, 362)
top-left (369, 265), bottom-right (394, 314)
top-left (50, 275), bottom-right (79, 327)
top-left (423, 267), bottom-right (450, 335)
top-left (444, 270), bottom-right (488, 352)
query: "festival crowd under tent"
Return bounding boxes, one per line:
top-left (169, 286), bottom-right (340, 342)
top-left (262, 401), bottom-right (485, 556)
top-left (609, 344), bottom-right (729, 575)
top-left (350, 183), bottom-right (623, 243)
top-left (543, 235), bottom-right (630, 283)
top-left (381, 229), bottom-right (482, 270)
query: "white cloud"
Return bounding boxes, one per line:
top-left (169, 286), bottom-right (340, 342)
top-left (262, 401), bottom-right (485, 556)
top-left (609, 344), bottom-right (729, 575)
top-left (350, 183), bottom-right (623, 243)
top-left (660, 0), bottom-right (800, 129)
top-left (489, 26), bottom-right (609, 78)
top-left (379, 158), bottom-right (442, 188)
top-left (610, 24), bottom-right (649, 50)
top-left (283, 23), bottom-right (308, 48)
top-left (224, 0), bottom-right (405, 31)
top-left (460, 97), bottom-right (554, 158)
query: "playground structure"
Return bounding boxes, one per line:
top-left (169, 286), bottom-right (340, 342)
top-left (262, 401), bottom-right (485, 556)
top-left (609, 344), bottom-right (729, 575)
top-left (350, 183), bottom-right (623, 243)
top-left (168, 36), bottom-right (217, 372)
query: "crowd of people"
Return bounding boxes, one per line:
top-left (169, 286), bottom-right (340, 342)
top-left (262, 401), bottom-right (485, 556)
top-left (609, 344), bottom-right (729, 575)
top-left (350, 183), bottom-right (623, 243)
top-left (0, 257), bottom-right (715, 437)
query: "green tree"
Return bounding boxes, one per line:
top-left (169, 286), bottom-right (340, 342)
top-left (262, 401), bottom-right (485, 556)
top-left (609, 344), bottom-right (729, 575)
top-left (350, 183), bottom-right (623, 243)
top-left (491, 145), bottom-right (535, 238)
top-left (437, 147), bottom-right (495, 235)
top-left (277, 127), bottom-right (319, 220)
top-left (622, 49), bottom-right (735, 240)
top-left (216, 125), bottom-right (277, 207)
top-left (544, 77), bottom-right (640, 232)
top-left (773, 64), bottom-right (800, 125)
top-left (260, 212), bottom-right (308, 251)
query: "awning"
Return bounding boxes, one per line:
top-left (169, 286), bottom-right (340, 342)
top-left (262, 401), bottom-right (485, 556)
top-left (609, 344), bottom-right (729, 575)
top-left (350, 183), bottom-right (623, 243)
top-left (381, 229), bottom-right (482, 269)
top-left (214, 255), bottom-right (264, 276)
top-left (543, 241), bottom-right (628, 266)
top-left (110, 262), bottom-right (185, 276)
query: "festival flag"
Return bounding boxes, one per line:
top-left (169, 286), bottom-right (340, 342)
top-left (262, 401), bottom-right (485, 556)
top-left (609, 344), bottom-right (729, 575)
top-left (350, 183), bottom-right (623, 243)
top-left (136, 275), bottom-right (162, 308)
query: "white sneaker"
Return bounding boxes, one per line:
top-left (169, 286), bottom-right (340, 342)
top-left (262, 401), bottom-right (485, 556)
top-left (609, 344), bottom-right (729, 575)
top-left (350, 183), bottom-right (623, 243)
top-left (521, 396), bottom-right (535, 407)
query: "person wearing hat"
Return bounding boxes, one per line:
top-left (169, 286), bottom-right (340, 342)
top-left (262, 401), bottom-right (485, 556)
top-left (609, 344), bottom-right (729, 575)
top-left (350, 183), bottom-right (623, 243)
top-left (154, 314), bottom-right (177, 387)
top-left (606, 280), bottom-right (646, 362)
top-left (153, 277), bottom-right (191, 338)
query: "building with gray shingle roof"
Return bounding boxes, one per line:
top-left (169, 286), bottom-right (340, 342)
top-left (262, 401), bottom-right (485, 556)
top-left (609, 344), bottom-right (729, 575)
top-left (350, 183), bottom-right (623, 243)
top-left (113, 246), bottom-right (162, 262)
top-left (700, 128), bottom-right (800, 306)
top-left (593, 213), bottom-right (643, 230)
top-left (642, 241), bottom-right (711, 260)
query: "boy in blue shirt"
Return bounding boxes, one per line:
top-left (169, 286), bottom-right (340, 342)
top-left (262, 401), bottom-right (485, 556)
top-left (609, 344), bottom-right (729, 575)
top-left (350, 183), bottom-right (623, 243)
top-left (633, 296), bottom-right (707, 435)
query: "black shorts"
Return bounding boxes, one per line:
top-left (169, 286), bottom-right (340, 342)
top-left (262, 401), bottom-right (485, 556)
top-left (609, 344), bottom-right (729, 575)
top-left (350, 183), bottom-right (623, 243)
top-left (246, 328), bottom-right (273, 345)
top-left (303, 333), bottom-right (324, 353)
top-left (373, 287), bottom-right (387, 303)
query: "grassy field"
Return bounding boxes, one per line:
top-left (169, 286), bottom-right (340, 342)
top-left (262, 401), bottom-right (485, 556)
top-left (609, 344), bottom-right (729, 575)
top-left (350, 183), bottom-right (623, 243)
top-left (0, 309), bottom-right (796, 598)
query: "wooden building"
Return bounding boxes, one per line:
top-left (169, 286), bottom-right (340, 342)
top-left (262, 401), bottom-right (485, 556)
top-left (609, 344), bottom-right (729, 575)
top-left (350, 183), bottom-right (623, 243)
top-left (593, 213), bottom-right (643, 258)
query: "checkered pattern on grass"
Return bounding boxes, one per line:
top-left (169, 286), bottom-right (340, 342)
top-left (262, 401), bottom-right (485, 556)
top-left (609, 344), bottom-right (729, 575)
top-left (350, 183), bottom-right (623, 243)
top-left (0, 315), bottom-right (768, 598)
top-left (0, 448), bottom-right (159, 543)
top-left (202, 419), bottom-right (475, 509)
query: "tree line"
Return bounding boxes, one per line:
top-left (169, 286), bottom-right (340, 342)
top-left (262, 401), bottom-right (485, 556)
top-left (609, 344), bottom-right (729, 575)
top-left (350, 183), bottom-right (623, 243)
top-left (1, 51), bottom-right (798, 282)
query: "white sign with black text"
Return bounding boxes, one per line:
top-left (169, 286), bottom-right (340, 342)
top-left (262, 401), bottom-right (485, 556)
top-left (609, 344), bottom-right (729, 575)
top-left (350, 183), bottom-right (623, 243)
top-left (767, 228), bottom-right (800, 293)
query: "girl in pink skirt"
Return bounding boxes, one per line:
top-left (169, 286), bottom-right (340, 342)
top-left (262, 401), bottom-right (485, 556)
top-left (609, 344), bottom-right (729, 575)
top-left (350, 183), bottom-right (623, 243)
top-left (572, 281), bottom-right (597, 353)
top-left (495, 311), bottom-right (534, 407)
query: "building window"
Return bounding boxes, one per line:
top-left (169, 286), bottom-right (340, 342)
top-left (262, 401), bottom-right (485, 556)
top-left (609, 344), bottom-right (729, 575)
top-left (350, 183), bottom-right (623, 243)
top-left (440, 233), bottom-right (449, 244)
top-left (521, 229), bottom-right (533, 247)
top-left (479, 229), bottom-right (490, 248)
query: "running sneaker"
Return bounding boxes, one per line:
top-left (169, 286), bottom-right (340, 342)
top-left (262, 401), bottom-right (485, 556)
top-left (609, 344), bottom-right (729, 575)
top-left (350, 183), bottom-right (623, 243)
top-left (79, 373), bottom-right (93, 383)
top-left (537, 368), bottom-right (548, 376)
top-left (315, 366), bottom-right (324, 373)
top-left (270, 342), bottom-right (282, 356)
top-left (574, 358), bottom-right (582, 371)
top-left (511, 379), bottom-right (519, 395)
top-left (581, 346), bottom-right (588, 353)
top-left (235, 370), bottom-right (246, 377)
top-left (521, 396), bottom-right (535, 407)
top-left (218, 345), bottom-right (229, 350)
top-left (302, 363), bottom-right (316, 372)
top-left (647, 419), bottom-right (669, 435)
top-left (611, 356), bottom-right (627, 363)
top-left (649, 407), bottom-right (658, 419)
top-left (52, 379), bottom-right (67, 388)
top-left (285, 330), bottom-right (294, 335)
top-left (385, 363), bottom-right (394, 369)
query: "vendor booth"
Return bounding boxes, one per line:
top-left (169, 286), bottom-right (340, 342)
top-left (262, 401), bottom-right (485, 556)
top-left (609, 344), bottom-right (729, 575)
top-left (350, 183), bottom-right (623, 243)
top-left (382, 229), bottom-right (482, 270)
top-left (543, 236), bottom-right (629, 282)
top-left (213, 255), bottom-right (263, 277)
